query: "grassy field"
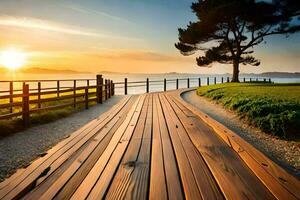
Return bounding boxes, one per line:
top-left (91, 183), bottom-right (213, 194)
top-left (0, 88), bottom-right (97, 137)
top-left (196, 83), bottom-right (300, 139)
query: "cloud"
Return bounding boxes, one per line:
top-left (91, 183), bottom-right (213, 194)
top-left (0, 15), bottom-right (138, 41)
top-left (91, 50), bottom-right (194, 63)
top-left (0, 15), bottom-right (104, 37)
top-left (67, 5), bottom-right (133, 24)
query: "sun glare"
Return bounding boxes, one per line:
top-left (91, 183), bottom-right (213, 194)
top-left (0, 48), bottom-right (27, 70)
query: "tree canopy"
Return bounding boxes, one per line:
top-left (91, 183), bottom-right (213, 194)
top-left (175, 0), bottom-right (300, 82)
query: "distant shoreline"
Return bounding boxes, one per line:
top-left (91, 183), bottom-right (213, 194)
top-left (0, 67), bottom-right (300, 78)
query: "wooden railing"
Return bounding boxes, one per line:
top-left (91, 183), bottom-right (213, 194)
top-left (0, 75), bottom-right (114, 126)
top-left (114, 76), bottom-right (272, 95)
top-left (0, 75), bottom-right (271, 126)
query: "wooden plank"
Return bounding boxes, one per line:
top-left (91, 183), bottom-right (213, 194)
top-left (23, 137), bottom-right (92, 200)
top-left (24, 97), bottom-right (138, 199)
top-left (159, 94), bottom-right (202, 200)
top-left (52, 120), bottom-right (120, 200)
top-left (169, 89), bottom-right (300, 199)
top-left (149, 93), bottom-right (168, 200)
top-left (70, 95), bottom-right (145, 200)
top-left (105, 95), bottom-right (150, 200)
top-left (0, 96), bottom-right (131, 199)
top-left (155, 93), bottom-right (184, 200)
top-left (0, 169), bottom-right (26, 189)
top-left (2, 96), bottom-right (131, 199)
top-left (159, 94), bottom-right (223, 200)
top-left (53, 99), bottom-right (134, 200)
top-left (0, 111), bottom-right (23, 120)
top-left (165, 93), bottom-right (274, 199)
top-left (88, 94), bottom-right (152, 200)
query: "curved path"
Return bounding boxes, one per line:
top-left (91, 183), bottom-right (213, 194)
top-left (0, 90), bottom-right (299, 200)
top-left (182, 89), bottom-right (300, 178)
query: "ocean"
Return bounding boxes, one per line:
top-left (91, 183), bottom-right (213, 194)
top-left (0, 73), bottom-right (299, 95)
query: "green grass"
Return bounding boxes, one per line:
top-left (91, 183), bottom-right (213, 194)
top-left (197, 82), bottom-right (300, 139)
top-left (0, 88), bottom-right (97, 137)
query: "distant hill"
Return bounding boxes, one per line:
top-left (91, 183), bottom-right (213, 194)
top-left (259, 72), bottom-right (300, 78)
top-left (100, 71), bottom-right (300, 77)
top-left (99, 71), bottom-right (125, 75)
top-left (240, 72), bottom-right (300, 78)
top-left (0, 67), bottom-right (91, 74)
top-left (0, 67), bottom-right (299, 77)
top-left (20, 67), bottom-right (91, 74)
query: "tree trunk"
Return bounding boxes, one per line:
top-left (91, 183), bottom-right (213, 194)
top-left (232, 59), bottom-right (240, 82)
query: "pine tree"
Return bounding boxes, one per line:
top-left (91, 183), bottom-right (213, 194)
top-left (176, 0), bottom-right (300, 82)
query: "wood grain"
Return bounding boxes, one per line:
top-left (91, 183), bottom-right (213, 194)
top-left (160, 93), bottom-right (224, 200)
top-left (2, 90), bottom-right (298, 200)
top-left (86, 95), bottom-right (147, 200)
top-left (70, 95), bottom-right (145, 200)
top-left (168, 89), bottom-right (300, 199)
top-left (166, 93), bottom-right (274, 200)
top-left (149, 93), bottom-right (168, 200)
top-left (159, 93), bottom-right (203, 200)
top-left (25, 97), bottom-right (138, 200)
top-left (105, 94), bottom-right (153, 200)
top-left (154, 93), bottom-right (184, 200)
top-left (0, 96), bottom-right (131, 200)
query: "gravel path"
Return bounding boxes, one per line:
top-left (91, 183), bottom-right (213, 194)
top-left (182, 90), bottom-right (300, 179)
top-left (0, 95), bottom-right (124, 182)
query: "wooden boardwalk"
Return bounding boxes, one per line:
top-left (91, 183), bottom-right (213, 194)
top-left (0, 89), bottom-right (299, 200)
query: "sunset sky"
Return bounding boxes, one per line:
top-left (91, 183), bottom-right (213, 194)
top-left (0, 0), bottom-right (299, 74)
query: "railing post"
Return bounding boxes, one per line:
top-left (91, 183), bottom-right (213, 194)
top-left (221, 77), bottom-right (223, 84)
top-left (176, 79), bottom-right (179, 89)
top-left (124, 78), bottom-right (127, 95)
top-left (112, 81), bottom-right (115, 96)
top-left (9, 81), bottom-right (13, 113)
top-left (198, 78), bottom-right (201, 87)
top-left (207, 77), bottom-right (209, 86)
top-left (22, 84), bottom-right (30, 127)
top-left (264, 78), bottom-right (266, 83)
top-left (105, 79), bottom-right (108, 100)
top-left (96, 75), bottom-right (102, 103)
top-left (73, 80), bottom-right (76, 108)
top-left (164, 78), bottom-right (167, 91)
top-left (214, 77), bottom-right (216, 84)
top-left (109, 79), bottom-right (111, 98)
top-left (187, 78), bottom-right (190, 88)
top-left (85, 87), bottom-right (89, 109)
top-left (87, 80), bottom-right (90, 87)
top-left (38, 82), bottom-right (41, 109)
top-left (57, 80), bottom-right (60, 97)
top-left (146, 78), bottom-right (149, 93)
top-left (269, 78), bottom-right (271, 83)
top-left (106, 79), bottom-right (109, 99)
top-left (106, 79), bottom-right (110, 99)
top-left (227, 77), bottom-right (230, 83)
top-left (110, 80), bottom-right (114, 96)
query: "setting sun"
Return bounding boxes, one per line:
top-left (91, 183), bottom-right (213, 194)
top-left (0, 48), bottom-right (26, 70)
